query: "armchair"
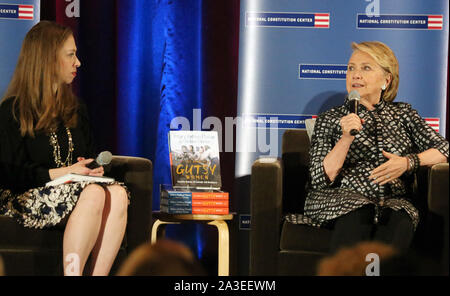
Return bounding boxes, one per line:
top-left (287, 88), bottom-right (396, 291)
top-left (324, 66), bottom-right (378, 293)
top-left (250, 129), bottom-right (448, 275)
top-left (0, 155), bottom-right (153, 275)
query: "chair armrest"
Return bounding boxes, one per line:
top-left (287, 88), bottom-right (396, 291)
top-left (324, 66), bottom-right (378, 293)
top-left (250, 158), bottom-right (282, 275)
top-left (427, 163), bottom-right (449, 217)
top-left (109, 156), bottom-right (153, 252)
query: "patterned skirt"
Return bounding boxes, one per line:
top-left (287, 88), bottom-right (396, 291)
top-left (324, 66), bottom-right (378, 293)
top-left (0, 181), bottom-right (129, 229)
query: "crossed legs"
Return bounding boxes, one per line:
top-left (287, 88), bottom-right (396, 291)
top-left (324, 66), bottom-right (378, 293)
top-left (63, 184), bottom-right (128, 276)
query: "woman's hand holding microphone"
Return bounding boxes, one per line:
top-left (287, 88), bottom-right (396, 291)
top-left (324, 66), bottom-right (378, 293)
top-left (49, 157), bottom-right (104, 180)
top-left (73, 157), bottom-right (104, 176)
top-left (340, 113), bottom-right (364, 140)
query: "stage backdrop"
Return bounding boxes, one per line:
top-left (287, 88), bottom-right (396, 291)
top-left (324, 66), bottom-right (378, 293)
top-left (235, 0), bottom-right (449, 275)
top-left (0, 0), bottom-right (40, 98)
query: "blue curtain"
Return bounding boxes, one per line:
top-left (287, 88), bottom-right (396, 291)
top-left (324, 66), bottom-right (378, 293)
top-left (116, 0), bottom-right (204, 254)
top-left (116, 0), bottom-right (202, 203)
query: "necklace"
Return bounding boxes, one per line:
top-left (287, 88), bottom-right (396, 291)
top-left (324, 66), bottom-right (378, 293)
top-left (49, 127), bottom-right (74, 167)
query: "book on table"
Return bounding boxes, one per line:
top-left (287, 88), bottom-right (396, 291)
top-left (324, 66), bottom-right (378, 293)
top-left (160, 185), bottom-right (230, 215)
top-left (168, 130), bottom-right (222, 190)
top-left (162, 130), bottom-right (229, 215)
top-left (46, 173), bottom-right (114, 187)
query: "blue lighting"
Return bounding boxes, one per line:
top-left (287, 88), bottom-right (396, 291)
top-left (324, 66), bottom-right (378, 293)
top-left (116, 0), bottom-right (205, 259)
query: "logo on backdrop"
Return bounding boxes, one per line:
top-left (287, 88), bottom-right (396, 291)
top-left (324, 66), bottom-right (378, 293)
top-left (246, 12), bottom-right (330, 28)
top-left (0, 4), bottom-right (33, 20)
top-left (299, 64), bottom-right (347, 80)
top-left (357, 14), bottom-right (443, 30)
top-left (243, 114), bottom-right (317, 130)
top-left (425, 118), bottom-right (440, 133)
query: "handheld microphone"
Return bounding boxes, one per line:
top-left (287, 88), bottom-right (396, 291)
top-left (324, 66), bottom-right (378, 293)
top-left (86, 151), bottom-right (113, 169)
top-left (347, 90), bottom-right (361, 136)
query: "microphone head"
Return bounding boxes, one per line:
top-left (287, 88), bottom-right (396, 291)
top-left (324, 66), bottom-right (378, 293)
top-left (96, 151), bottom-right (113, 166)
top-left (348, 90), bottom-right (361, 101)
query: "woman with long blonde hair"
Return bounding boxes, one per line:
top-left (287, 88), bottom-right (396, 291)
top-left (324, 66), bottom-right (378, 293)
top-left (0, 21), bottom-right (128, 276)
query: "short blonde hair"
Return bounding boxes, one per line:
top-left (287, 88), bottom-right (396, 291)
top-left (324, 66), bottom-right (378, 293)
top-left (351, 41), bottom-right (399, 102)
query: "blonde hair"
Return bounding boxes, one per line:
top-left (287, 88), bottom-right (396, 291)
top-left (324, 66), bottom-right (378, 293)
top-left (351, 41), bottom-right (399, 102)
top-left (2, 21), bottom-right (79, 137)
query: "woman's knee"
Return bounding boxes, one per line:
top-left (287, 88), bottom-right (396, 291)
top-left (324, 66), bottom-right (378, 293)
top-left (78, 184), bottom-right (106, 213)
top-left (107, 185), bottom-right (129, 216)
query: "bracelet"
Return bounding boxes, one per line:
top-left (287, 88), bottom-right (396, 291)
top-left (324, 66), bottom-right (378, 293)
top-left (406, 154), bottom-right (420, 174)
top-left (406, 155), bottom-right (414, 173)
top-left (413, 153), bottom-right (420, 172)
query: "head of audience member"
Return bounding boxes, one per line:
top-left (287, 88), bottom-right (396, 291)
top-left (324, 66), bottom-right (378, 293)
top-left (0, 255), bottom-right (4, 276)
top-left (316, 241), bottom-right (397, 276)
top-left (116, 239), bottom-right (206, 276)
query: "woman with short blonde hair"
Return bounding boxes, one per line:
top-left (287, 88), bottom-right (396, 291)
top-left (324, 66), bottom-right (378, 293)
top-left (351, 41), bottom-right (399, 103)
top-left (290, 41), bottom-right (449, 255)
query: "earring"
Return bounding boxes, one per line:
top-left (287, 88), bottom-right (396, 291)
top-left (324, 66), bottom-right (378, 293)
top-left (381, 84), bottom-right (386, 90)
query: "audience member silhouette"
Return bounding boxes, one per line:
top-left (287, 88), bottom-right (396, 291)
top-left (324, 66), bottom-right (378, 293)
top-left (117, 239), bottom-right (206, 276)
top-left (317, 240), bottom-right (442, 276)
top-left (317, 241), bottom-right (397, 276)
top-left (0, 256), bottom-right (4, 276)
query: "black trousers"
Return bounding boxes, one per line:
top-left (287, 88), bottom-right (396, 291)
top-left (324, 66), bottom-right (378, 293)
top-left (329, 204), bottom-right (415, 254)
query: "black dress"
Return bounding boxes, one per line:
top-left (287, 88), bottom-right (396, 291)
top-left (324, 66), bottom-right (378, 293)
top-left (287, 98), bottom-right (448, 229)
top-left (0, 97), bottom-right (125, 229)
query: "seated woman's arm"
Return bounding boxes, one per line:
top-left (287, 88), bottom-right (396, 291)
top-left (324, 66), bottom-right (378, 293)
top-left (418, 148), bottom-right (447, 166)
top-left (323, 113), bottom-right (364, 182)
top-left (369, 105), bottom-right (448, 185)
top-left (309, 111), bottom-right (363, 188)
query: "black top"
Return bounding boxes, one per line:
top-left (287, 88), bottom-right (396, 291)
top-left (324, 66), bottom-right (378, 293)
top-left (304, 98), bottom-right (449, 228)
top-left (0, 97), bottom-right (96, 193)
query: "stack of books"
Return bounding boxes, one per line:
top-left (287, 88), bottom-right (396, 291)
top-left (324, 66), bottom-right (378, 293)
top-left (161, 131), bottom-right (230, 215)
top-left (161, 130), bottom-right (230, 215)
top-left (160, 190), bottom-right (229, 215)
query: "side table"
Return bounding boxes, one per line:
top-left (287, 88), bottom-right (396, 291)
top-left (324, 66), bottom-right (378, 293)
top-left (150, 211), bottom-right (234, 276)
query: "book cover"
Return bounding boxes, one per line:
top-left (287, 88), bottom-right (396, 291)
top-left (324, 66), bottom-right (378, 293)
top-left (46, 173), bottom-right (115, 187)
top-left (168, 131), bottom-right (222, 190)
top-left (161, 198), bottom-right (228, 207)
top-left (160, 205), bottom-right (191, 214)
top-left (160, 198), bottom-right (192, 206)
top-left (192, 207), bottom-right (229, 215)
top-left (161, 189), bottom-right (229, 200)
top-left (160, 205), bottom-right (229, 215)
top-left (192, 200), bottom-right (229, 207)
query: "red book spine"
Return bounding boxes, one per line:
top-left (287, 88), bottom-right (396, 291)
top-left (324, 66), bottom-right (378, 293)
top-left (191, 192), bottom-right (229, 200)
top-left (191, 207), bottom-right (229, 215)
top-left (192, 200), bottom-right (229, 207)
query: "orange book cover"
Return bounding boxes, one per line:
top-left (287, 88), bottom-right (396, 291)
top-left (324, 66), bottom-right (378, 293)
top-left (191, 207), bottom-right (229, 215)
top-left (192, 200), bottom-right (229, 207)
top-left (191, 191), bottom-right (229, 200)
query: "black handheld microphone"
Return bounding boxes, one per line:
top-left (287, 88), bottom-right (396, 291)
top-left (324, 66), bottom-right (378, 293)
top-left (86, 151), bottom-right (113, 169)
top-left (347, 90), bottom-right (361, 136)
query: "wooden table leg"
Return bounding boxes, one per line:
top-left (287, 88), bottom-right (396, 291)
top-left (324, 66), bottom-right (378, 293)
top-left (151, 220), bottom-right (179, 243)
top-left (208, 220), bottom-right (229, 276)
